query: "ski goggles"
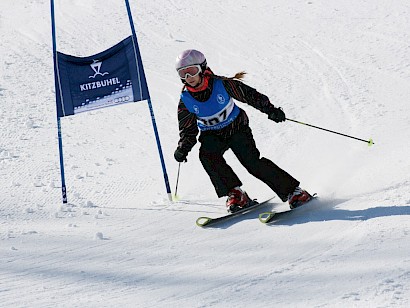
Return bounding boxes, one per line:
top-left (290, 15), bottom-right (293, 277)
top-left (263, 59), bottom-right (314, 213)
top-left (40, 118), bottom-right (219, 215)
top-left (177, 64), bottom-right (201, 79)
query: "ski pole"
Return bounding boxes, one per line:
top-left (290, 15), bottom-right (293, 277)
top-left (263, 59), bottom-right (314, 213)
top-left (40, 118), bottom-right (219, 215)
top-left (173, 163), bottom-right (181, 201)
top-left (286, 118), bottom-right (374, 146)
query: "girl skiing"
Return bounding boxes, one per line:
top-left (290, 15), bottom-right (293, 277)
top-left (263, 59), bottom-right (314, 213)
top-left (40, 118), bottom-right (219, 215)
top-left (173, 49), bottom-right (311, 212)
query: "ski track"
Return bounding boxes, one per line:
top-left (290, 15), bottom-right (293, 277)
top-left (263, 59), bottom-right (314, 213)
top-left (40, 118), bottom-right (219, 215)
top-left (1, 0), bottom-right (410, 307)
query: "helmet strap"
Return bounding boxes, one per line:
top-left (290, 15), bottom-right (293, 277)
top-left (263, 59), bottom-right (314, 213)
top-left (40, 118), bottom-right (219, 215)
top-left (193, 74), bottom-right (204, 88)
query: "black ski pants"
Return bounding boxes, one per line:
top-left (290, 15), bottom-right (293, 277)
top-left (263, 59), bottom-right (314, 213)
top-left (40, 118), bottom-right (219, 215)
top-left (199, 125), bottom-right (299, 201)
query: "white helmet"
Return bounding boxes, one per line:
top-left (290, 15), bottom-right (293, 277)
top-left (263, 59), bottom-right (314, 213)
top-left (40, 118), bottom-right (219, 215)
top-left (175, 49), bottom-right (207, 72)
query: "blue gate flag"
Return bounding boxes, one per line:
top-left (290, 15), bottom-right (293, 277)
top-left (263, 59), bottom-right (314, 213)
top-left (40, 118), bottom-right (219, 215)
top-left (55, 35), bottom-right (149, 117)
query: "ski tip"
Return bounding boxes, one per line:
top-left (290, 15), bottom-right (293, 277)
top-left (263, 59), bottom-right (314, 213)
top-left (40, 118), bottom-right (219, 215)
top-left (259, 212), bottom-right (275, 224)
top-left (196, 217), bottom-right (212, 227)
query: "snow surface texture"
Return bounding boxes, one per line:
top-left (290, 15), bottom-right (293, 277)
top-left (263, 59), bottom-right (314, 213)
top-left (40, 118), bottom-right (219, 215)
top-left (1, 0), bottom-right (410, 307)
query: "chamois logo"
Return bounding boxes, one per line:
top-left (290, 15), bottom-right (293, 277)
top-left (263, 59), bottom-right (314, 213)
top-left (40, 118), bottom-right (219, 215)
top-left (89, 60), bottom-right (109, 79)
top-left (217, 94), bottom-right (225, 104)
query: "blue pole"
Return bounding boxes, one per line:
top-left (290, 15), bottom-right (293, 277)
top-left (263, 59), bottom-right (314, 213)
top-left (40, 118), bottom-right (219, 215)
top-left (147, 98), bottom-right (172, 201)
top-left (124, 0), bottom-right (172, 201)
top-left (50, 0), bottom-right (68, 203)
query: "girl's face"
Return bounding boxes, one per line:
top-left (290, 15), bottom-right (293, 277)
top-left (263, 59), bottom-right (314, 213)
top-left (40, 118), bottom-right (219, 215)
top-left (185, 74), bottom-right (202, 88)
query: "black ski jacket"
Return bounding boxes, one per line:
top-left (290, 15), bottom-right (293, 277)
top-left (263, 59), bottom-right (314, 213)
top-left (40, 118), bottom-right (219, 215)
top-left (177, 76), bottom-right (278, 153)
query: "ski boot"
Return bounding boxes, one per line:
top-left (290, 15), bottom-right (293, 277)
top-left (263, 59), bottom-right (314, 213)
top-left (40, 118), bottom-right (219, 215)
top-left (288, 187), bottom-right (312, 209)
top-left (226, 187), bottom-right (252, 213)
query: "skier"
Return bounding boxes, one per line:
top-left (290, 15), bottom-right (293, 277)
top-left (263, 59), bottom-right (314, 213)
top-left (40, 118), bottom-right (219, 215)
top-left (173, 49), bottom-right (312, 212)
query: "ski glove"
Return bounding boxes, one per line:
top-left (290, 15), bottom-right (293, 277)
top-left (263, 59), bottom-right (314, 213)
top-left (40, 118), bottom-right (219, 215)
top-left (268, 107), bottom-right (286, 123)
top-left (174, 147), bottom-right (188, 163)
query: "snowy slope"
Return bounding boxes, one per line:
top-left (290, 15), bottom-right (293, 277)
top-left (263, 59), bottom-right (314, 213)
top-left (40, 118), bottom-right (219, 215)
top-left (1, 0), bottom-right (409, 307)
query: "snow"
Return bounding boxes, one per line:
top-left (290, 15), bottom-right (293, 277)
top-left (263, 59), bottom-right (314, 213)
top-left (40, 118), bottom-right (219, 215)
top-left (1, 0), bottom-right (409, 307)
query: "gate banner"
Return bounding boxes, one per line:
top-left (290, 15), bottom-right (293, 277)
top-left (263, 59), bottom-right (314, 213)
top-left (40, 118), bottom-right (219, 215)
top-left (55, 35), bottom-right (149, 117)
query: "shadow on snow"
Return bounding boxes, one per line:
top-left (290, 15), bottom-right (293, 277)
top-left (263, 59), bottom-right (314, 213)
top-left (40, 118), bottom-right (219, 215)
top-left (269, 199), bottom-right (410, 226)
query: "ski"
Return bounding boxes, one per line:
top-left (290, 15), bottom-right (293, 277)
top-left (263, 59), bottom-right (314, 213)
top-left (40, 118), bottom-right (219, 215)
top-left (259, 194), bottom-right (317, 224)
top-left (196, 197), bottom-right (275, 227)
